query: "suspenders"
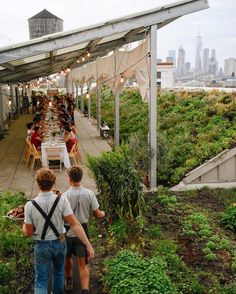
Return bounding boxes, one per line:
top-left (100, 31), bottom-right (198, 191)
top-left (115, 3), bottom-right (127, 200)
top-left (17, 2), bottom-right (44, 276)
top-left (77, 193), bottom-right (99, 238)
top-left (32, 196), bottom-right (61, 240)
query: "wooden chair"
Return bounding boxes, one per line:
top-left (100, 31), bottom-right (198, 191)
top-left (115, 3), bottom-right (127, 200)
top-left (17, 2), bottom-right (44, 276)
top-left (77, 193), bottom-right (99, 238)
top-left (25, 139), bottom-right (35, 166)
top-left (23, 138), bottom-right (31, 164)
top-left (45, 146), bottom-right (63, 171)
top-left (69, 142), bottom-right (81, 165)
top-left (31, 145), bottom-right (42, 171)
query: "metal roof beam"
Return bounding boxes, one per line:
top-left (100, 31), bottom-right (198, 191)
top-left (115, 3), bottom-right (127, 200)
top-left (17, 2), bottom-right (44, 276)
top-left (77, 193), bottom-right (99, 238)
top-left (0, 62), bottom-right (15, 70)
top-left (0, 0), bottom-right (209, 64)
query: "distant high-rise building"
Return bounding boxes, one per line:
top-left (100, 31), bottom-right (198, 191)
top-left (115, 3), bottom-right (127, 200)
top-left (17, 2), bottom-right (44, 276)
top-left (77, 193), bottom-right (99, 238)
top-left (224, 58), bottom-right (236, 77)
top-left (209, 49), bottom-right (218, 75)
top-left (168, 50), bottom-right (176, 63)
top-left (202, 48), bottom-right (209, 74)
top-left (195, 35), bottom-right (202, 73)
top-left (177, 46), bottom-right (185, 77)
top-left (28, 9), bottom-right (63, 39)
top-left (166, 56), bottom-right (174, 63)
top-left (184, 62), bottom-right (191, 75)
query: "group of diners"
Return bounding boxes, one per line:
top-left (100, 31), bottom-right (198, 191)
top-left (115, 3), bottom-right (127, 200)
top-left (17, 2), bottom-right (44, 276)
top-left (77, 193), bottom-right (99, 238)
top-left (26, 94), bottom-right (78, 153)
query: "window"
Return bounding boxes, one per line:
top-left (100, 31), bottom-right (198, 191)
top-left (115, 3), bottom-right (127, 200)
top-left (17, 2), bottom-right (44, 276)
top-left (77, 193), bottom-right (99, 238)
top-left (157, 71), bottom-right (161, 79)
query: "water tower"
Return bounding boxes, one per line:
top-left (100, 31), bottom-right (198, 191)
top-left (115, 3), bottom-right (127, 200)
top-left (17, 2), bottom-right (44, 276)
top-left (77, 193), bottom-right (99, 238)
top-left (28, 9), bottom-right (63, 39)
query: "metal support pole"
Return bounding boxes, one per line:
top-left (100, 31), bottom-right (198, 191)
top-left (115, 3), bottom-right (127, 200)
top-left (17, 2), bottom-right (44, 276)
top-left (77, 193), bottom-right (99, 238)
top-left (75, 83), bottom-right (78, 108)
top-left (114, 89), bottom-right (120, 146)
top-left (97, 85), bottom-right (101, 129)
top-left (88, 89), bottom-right (91, 119)
top-left (0, 85), bottom-right (4, 133)
top-left (96, 60), bottom-right (101, 129)
top-left (15, 87), bottom-right (20, 114)
top-left (149, 25), bottom-right (157, 189)
top-left (10, 85), bottom-right (14, 120)
top-left (80, 86), bottom-right (84, 113)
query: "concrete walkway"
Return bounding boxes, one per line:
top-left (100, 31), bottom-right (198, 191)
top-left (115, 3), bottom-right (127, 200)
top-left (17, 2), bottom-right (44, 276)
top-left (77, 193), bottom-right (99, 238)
top-left (0, 111), bottom-right (111, 199)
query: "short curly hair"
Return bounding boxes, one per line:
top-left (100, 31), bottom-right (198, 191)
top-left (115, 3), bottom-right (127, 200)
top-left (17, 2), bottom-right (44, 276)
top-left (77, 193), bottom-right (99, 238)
top-left (36, 168), bottom-right (56, 191)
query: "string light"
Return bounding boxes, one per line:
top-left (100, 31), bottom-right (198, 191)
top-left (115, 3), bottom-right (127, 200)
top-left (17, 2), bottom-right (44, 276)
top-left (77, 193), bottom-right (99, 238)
top-left (7, 83), bottom-right (10, 90)
top-left (87, 52), bottom-right (91, 57)
top-left (77, 59), bottom-right (80, 63)
top-left (8, 99), bottom-right (12, 106)
top-left (66, 68), bottom-right (71, 73)
top-left (120, 74), bottom-right (124, 83)
top-left (82, 56), bottom-right (85, 62)
top-left (86, 90), bottom-right (90, 99)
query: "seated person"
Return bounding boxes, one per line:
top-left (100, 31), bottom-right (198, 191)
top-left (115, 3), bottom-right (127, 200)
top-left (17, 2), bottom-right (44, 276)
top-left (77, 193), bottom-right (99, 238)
top-left (31, 126), bottom-right (43, 150)
top-left (26, 122), bottom-right (34, 139)
top-left (64, 126), bottom-right (78, 152)
top-left (69, 121), bottom-right (78, 137)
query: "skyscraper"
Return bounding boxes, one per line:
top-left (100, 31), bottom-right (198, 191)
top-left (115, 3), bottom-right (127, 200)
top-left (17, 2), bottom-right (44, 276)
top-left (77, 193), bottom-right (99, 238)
top-left (209, 49), bottom-right (218, 75)
top-left (177, 46), bottom-right (185, 77)
top-left (168, 50), bottom-right (176, 63)
top-left (202, 48), bottom-right (209, 74)
top-left (195, 35), bottom-right (202, 74)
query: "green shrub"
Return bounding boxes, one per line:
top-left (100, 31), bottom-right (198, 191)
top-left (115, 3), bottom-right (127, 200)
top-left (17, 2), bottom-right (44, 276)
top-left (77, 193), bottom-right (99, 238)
top-left (221, 206), bottom-right (236, 231)
top-left (108, 219), bottom-right (127, 241)
top-left (88, 146), bottom-right (144, 218)
top-left (147, 225), bottom-right (162, 238)
top-left (104, 250), bottom-right (178, 294)
top-left (0, 263), bottom-right (13, 285)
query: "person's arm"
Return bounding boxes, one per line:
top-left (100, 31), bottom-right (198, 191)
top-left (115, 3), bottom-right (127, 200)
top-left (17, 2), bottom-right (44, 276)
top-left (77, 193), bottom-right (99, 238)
top-left (22, 223), bottom-right (34, 237)
top-left (93, 209), bottom-right (105, 218)
top-left (64, 214), bottom-right (94, 260)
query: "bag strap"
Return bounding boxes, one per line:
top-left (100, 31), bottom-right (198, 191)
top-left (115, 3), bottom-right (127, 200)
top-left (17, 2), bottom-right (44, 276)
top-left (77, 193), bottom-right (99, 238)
top-left (32, 196), bottom-right (61, 240)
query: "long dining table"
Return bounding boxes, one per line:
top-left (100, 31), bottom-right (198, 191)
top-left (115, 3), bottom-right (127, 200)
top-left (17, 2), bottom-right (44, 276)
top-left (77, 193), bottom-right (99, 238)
top-left (41, 103), bottom-right (71, 169)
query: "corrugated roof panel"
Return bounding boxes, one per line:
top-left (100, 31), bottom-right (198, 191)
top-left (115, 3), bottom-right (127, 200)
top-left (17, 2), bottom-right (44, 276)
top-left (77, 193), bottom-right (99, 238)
top-left (55, 42), bottom-right (89, 56)
top-left (11, 53), bottom-right (49, 66)
top-left (98, 31), bottom-right (129, 45)
top-left (0, 66), bottom-right (5, 70)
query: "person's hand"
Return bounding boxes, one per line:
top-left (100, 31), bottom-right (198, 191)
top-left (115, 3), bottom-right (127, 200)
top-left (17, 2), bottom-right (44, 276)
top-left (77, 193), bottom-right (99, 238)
top-left (86, 245), bottom-right (95, 260)
top-left (100, 211), bottom-right (105, 218)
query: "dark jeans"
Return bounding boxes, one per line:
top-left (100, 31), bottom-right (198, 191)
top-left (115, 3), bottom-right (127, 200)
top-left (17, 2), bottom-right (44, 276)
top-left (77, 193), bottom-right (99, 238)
top-left (34, 239), bottom-right (66, 294)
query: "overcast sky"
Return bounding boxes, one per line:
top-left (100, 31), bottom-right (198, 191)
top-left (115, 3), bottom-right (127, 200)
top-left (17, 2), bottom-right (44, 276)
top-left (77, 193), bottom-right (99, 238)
top-left (0, 0), bottom-right (235, 68)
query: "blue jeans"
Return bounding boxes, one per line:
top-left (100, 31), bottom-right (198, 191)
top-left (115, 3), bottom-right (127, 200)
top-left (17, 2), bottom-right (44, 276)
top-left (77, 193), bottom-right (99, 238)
top-left (34, 239), bottom-right (67, 294)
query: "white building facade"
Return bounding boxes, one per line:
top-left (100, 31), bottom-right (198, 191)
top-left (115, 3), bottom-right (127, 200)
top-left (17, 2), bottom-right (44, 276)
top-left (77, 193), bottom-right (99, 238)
top-left (157, 62), bottom-right (175, 89)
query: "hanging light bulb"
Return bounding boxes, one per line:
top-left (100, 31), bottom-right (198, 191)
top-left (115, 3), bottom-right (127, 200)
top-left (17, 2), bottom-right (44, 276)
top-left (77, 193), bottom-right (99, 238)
top-left (66, 68), bottom-right (71, 72)
top-left (61, 69), bottom-right (64, 75)
top-left (120, 74), bottom-right (124, 83)
top-left (37, 79), bottom-right (40, 85)
top-left (26, 84), bottom-right (28, 89)
top-left (82, 56), bottom-right (85, 62)
top-left (7, 83), bottom-right (10, 90)
top-left (49, 101), bottom-right (52, 107)
top-left (86, 90), bottom-right (90, 99)
top-left (8, 99), bottom-right (12, 106)
top-left (87, 52), bottom-right (91, 57)
top-left (77, 59), bottom-right (80, 63)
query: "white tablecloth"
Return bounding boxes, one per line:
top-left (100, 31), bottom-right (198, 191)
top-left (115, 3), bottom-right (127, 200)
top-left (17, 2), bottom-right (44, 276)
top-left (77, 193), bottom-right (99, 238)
top-left (41, 142), bottom-right (71, 169)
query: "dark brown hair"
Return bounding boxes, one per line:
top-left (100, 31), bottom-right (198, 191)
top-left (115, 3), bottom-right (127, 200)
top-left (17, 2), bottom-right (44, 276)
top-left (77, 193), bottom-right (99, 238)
top-left (36, 168), bottom-right (56, 191)
top-left (67, 166), bottom-right (83, 183)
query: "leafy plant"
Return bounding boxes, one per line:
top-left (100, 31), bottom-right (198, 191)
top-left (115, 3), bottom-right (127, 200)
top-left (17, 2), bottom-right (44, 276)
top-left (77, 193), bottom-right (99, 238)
top-left (87, 146), bottom-right (145, 219)
top-left (221, 206), bottom-right (236, 231)
top-left (181, 213), bottom-right (212, 240)
top-left (104, 250), bottom-right (178, 294)
top-left (108, 219), bottom-right (127, 242)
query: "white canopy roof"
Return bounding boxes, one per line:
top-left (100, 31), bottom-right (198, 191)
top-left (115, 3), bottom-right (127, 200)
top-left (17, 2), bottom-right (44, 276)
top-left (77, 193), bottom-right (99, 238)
top-left (0, 0), bottom-right (209, 84)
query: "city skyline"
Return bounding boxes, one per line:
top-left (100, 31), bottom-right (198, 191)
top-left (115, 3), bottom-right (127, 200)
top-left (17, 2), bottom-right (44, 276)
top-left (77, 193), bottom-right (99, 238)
top-left (0, 0), bottom-right (235, 68)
